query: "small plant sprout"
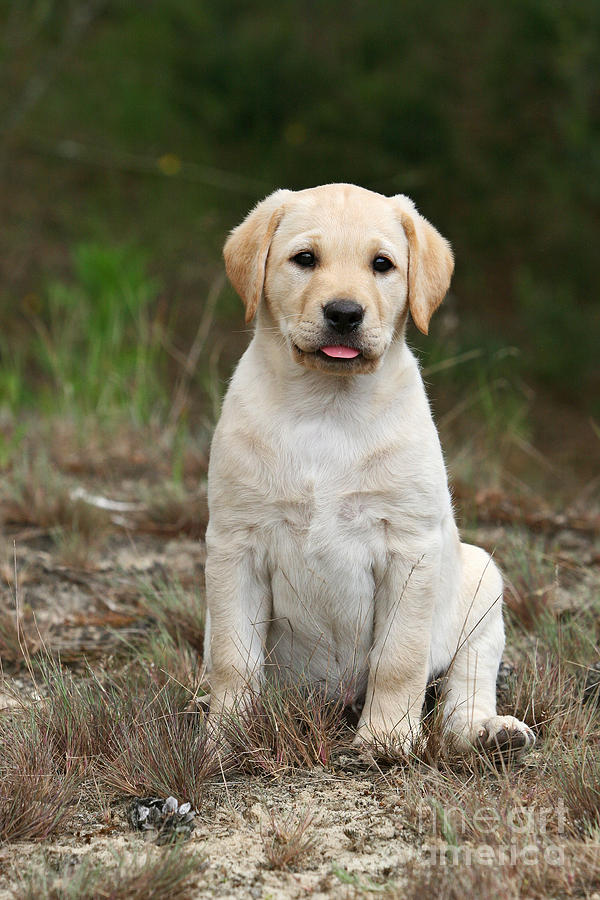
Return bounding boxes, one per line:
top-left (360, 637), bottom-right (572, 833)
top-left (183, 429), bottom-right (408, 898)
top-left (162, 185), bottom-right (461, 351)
top-left (261, 807), bottom-right (317, 870)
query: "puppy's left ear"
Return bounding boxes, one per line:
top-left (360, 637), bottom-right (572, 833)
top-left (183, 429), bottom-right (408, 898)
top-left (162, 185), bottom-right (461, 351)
top-left (223, 189), bottom-right (291, 323)
top-left (393, 195), bottom-right (454, 335)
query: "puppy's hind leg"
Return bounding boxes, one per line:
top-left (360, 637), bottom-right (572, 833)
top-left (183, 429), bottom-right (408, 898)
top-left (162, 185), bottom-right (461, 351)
top-left (443, 544), bottom-right (535, 755)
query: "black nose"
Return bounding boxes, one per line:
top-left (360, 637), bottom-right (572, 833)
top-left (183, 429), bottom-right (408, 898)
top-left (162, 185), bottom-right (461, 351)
top-left (323, 299), bottom-right (364, 334)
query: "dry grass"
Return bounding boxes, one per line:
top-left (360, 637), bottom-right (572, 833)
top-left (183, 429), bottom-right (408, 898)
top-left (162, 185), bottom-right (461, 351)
top-left (50, 526), bottom-right (104, 569)
top-left (497, 531), bottom-right (559, 631)
top-left (0, 451), bottom-right (110, 571)
top-left (550, 745), bottom-right (600, 837)
top-left (25, 655), bottom-right (219, 809)
top-left (220, 677), bottom-right (352, 775)
top-left (401, 842), bottom-right (600, 900)
top-left (44, 416), bottom-right (208, 482)
top-left (13, 846), bottom-right (205, 900)
top-left (500, 646), bottom-right (573, 737)
top-left (2, 453), bottom-right (109, 538)
top-left (499, 628), bottom-right (598, 750)
top-left (0, 468), bottom-right (597, 897)
top-left (99, 682), bottom-right (223, 809)
top-left (388, 751), bottom-right (600, 898)
top-left (137, 628), bottom-right (204, 690)
top-left (0, 442), bottom-right (208, 561)
top-left (0, 715), bottom-right (81, 843)
top-left (261, 807), bottom-right (317, 870)
top-left (32, 659), bottom-right (125, 775)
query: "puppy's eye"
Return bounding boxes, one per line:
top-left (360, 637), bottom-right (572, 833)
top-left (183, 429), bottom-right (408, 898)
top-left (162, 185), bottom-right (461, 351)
top-left (291, 251), bottom-right (316, 268)
top-left (372, 256), bottom-right (394, 273)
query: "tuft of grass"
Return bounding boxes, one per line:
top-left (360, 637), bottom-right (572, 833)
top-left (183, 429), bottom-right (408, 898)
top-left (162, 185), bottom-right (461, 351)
top-left (33, 658), bottom-right (125, 776)
top-left (28, 655), bottom-right (219, 808)
top-left (499, 643), bottom-right (600, 754)
top-left (500, 647), bottom-right (571, 737)
top-left (261, 807), bottom-right (317, 870)
top-left (400, 859), bottom-right (520, 900)
top-left (0, 715), bottom-right (81, 843)
top-left (400, 841), bottom-right (600, 900)
top-left (99, 680), bottom-right (223, 808)
top-left (220, 676), bottom-right (351, 775)
top-left (13, 846), bottom-right (205, 900)
top-left (50, 526), bottom-right (103, 570)
top-left (388, 730), bottom-right (600, 899)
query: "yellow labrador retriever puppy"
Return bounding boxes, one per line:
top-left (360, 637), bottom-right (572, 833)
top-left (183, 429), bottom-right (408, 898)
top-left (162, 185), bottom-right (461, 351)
top-left (204, 183), bottom-right (534, 754)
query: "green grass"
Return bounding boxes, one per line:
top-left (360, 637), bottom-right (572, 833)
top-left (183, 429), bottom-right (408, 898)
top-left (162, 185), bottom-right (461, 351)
top-left (1, 242), bottom-right (175, 429)
top-left (34, 243), bottom-right (166, 424)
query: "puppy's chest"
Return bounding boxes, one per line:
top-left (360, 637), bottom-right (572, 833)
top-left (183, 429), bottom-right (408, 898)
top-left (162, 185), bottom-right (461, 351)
top-left (263, 444), bottom-right (390, 594)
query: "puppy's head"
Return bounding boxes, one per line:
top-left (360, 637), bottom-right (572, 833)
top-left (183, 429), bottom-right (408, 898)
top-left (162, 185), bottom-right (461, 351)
top-left (224, 184), bottom-right (453, 375)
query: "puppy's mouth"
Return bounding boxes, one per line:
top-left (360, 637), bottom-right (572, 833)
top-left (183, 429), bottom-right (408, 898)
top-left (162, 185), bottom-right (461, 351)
top-left (291, 341), bottom-right (382, 375)
top-left (292, 337), bottom-right (384, 376)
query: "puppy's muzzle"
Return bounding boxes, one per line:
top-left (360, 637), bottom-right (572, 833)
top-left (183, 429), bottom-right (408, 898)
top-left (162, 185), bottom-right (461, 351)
top-left (323, 299), bottom-right (364, 335)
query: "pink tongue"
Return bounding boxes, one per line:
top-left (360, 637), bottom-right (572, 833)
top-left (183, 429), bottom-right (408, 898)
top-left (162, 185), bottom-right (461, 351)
top-left (320, 345), bottom-right (360, 359)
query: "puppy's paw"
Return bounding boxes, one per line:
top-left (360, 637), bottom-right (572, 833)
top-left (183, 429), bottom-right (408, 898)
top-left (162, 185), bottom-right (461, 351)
top-left (474, 715), bottom-right (536, 757)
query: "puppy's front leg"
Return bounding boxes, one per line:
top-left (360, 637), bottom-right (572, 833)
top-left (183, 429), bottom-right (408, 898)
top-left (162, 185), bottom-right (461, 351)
top-left (356, 554), bottom-right (435, 752)
top-left (204, 539), bottom-right (271, 722)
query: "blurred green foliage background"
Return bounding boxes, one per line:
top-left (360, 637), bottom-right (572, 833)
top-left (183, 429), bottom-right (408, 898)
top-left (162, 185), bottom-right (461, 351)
top-left (1, 1), bottom-right (599, 449)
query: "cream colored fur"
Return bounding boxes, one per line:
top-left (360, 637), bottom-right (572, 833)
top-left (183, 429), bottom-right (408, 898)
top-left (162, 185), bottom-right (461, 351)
top-left (204, 183), bottom-right (534, 754)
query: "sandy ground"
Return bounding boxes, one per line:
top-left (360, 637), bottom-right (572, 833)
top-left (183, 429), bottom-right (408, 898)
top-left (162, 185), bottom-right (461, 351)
top-left (0, 767), bottom-right (428, 898)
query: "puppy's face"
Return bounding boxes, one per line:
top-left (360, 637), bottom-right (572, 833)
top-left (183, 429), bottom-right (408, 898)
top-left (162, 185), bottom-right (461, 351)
top-left (224, 184), bottom-right (454, 376)
top-left (265, 185), bottom-right (409, 375)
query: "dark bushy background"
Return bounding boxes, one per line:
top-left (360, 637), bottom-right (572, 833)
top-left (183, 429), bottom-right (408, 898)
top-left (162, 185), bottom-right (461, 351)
top-left (1, 0), bottom-right (599, 413)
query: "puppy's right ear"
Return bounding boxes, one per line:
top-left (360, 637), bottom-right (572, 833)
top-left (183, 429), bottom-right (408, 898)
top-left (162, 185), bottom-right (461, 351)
top-left (223, 189), bottom-right (291, 323)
